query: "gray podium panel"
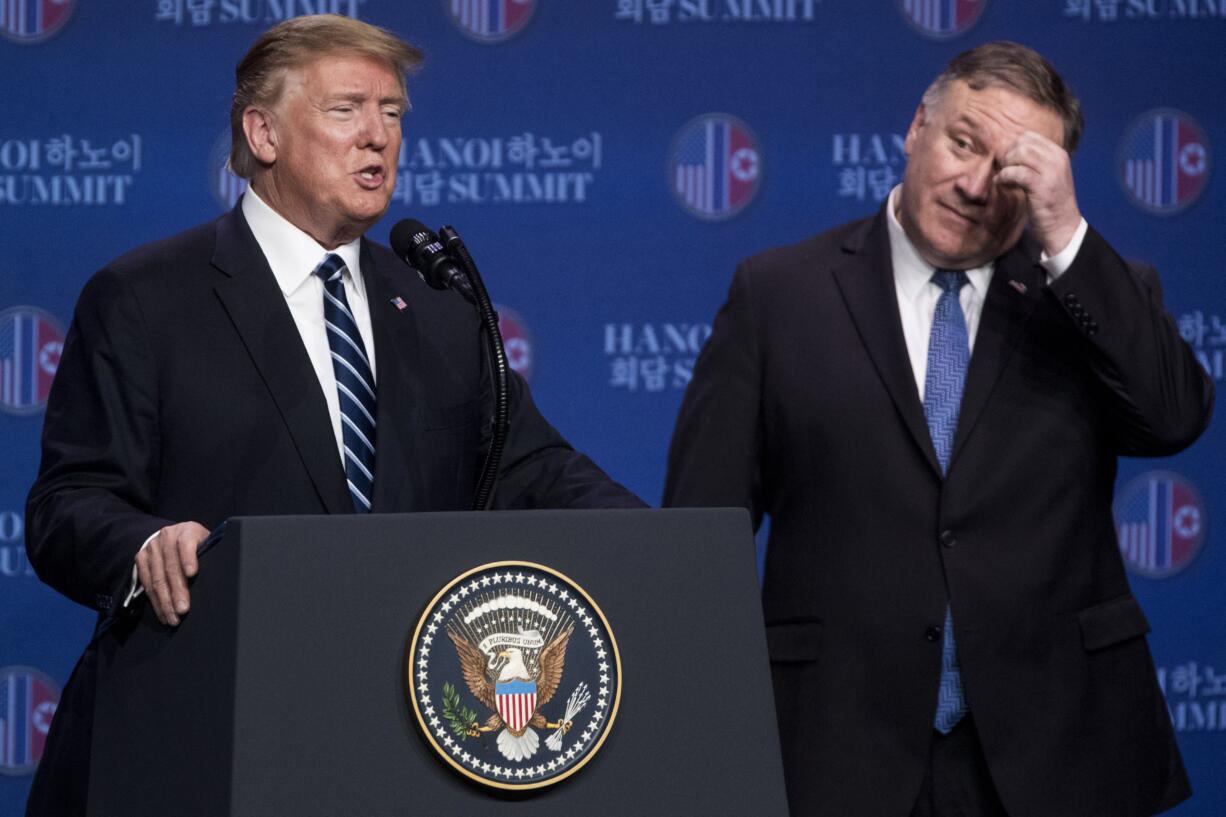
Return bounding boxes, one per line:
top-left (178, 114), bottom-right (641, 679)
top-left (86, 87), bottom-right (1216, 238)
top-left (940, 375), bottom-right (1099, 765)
top-left (90, 509), bottom-right (788, 816)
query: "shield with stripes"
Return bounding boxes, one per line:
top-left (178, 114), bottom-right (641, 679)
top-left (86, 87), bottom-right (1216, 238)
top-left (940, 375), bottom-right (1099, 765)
top-left (899, 0), bottom-right (984, 39)
top-left (0, 0), bottom-right (74, 43)
top-left (0, 666), bottom-right (60, 776)
top-left (0, 306), bottom-right (64, 416)
top-left (669, 113), bottom-right (761, 222)
top-left (495, 679), bottom-right (537, 734)
top-left (447, 0), bottom-right (535, 42)
top-left (1114, 471), bottom-right (1206, 579)
top-left (1118, 109), bottom-right (1210, 215)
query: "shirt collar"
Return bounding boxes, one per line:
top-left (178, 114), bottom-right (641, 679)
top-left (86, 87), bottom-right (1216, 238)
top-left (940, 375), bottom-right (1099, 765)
top-left (241, 185), bottom-right (364, 296)
top-left (885, 185), bottom-right (992, 303)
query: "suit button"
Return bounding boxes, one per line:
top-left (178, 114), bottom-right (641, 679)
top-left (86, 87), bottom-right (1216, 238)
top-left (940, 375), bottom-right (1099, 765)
top-left (940, 530), bottom-right (956, 548)
top-left (925, 626), bottom-right (942, 642)
top-left (1064, 293), bottom-right (1079, 307)
top-left (1070, 303), bottom-right (1084, 316)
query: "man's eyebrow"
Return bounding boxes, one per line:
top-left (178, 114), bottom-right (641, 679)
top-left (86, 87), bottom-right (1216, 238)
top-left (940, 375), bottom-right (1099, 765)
top-left (949, 114), bottom-right (983, 132)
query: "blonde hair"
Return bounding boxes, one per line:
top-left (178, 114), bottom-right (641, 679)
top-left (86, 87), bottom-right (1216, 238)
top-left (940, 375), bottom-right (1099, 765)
top-left (228, 14), bottom-right (423, 179)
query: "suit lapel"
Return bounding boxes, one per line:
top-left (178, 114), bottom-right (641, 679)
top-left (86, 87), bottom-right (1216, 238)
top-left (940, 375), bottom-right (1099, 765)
top-left (948, 243), bottom-right (1045, 469)
top-left (360, 241), bottom-right (420, 512)
top-left (832, 214), bottom-right (943, 476)
top-left (210, 207), bottom-right (352, 514)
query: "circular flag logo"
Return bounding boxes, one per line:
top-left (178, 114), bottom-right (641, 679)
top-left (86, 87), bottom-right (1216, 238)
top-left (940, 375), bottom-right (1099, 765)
top-left (669, 113), bottom-right (762, 222)
top-left (1114, 470), bottom-right (1207, 578)
top-left (1118, 109), bottom-right (1210, 215)
top-left (899, 0), bottom-right (985, 39)
top-left (208, 129), bottom-right (248, 212)
top-left (407, 562), bottom-right (621, 789)
top-left (0, 0), bottom-right (74, 44)
top-left (0, 306), bottom-right (64, 416)
top-left (446, 0), bottom-right (536, 43)
top-left (0, 666), bottom-right (60, 776)
top-left (496, 304), bottom-right (533, 381)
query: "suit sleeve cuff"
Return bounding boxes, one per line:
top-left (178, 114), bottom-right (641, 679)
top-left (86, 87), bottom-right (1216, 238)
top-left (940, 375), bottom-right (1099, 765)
top-left (122, 530), bottom-right (161, 607)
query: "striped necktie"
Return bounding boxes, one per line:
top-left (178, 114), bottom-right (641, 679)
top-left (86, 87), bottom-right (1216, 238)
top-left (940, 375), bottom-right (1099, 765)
top-left (314, 253), bottom-right (376, 513)
top-left (924, 268), bottom-right (969, 733)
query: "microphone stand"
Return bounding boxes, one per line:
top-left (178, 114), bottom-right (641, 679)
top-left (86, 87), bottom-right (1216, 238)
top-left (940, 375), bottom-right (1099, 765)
top-left (439, 226), bottom-right (508, 512)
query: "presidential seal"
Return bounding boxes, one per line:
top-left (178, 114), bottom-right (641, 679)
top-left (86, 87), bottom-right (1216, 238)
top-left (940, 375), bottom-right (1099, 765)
top-left (407, 562), bottom-right (621, 789)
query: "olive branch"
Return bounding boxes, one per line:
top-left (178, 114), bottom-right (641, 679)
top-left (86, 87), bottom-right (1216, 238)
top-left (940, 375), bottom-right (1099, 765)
top-left (441, 682), bottom-right (478, 740)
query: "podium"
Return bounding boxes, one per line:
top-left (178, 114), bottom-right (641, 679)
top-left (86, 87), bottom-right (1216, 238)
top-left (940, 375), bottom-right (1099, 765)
top-left (89, 509), bottom-right (788, 816)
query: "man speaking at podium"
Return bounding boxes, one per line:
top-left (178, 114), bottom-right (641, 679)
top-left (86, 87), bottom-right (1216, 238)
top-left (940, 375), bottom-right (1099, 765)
top-left (25, 15), bottom-right (641, 817)
top-left (665, 42), bottom-right (1212, 817)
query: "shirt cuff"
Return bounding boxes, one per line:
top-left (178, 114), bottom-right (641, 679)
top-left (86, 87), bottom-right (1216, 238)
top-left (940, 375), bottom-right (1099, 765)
top-left (1039, 218), bottom-right (1089, 282)
top-left (122, 530), bottom-right (161, 607)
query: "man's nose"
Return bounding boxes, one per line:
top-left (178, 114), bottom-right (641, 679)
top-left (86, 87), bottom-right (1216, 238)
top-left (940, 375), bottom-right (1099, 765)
top-left (358, 108), bottom-right (390, 150)
top-left (956, 157), bottom-right (993, 204)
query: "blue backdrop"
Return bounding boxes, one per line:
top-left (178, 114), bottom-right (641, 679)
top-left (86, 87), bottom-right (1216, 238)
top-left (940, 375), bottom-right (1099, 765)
top-left (2, 1), bottom-right (1222, 813)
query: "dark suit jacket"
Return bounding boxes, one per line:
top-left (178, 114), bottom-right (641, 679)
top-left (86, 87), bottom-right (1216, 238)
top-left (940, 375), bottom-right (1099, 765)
top-left (664, 209), bottom-right (1212, 817)
top-left (25, 205), bottom-right (642, 816)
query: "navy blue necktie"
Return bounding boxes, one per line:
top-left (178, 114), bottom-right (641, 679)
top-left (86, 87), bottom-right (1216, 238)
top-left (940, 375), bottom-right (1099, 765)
top-left (924, 268), bottom-right (969, 733)
top-left (314, 254), bottom-right (376, 513)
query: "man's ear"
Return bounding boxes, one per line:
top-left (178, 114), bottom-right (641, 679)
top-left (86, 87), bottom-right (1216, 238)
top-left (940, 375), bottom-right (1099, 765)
top-left (242, 106), bottom-right (277, 165)
top-left (903, 103), bottom-right (926, 157)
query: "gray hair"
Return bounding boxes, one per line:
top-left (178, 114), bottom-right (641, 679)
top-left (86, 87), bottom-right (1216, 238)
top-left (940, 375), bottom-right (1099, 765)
top-left (921, 41), bottom-right (1084, 153)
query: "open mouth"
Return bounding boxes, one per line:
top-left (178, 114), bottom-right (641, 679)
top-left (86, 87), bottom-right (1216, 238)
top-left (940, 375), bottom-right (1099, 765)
top-left (356, 165), bottom-right (385, 188)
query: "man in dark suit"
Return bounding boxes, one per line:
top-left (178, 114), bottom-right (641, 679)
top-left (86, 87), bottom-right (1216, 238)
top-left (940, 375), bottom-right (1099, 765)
top-left (665, 42), bottom-right (1212, 817)
top-left (25, 15), bottom-right (641, 816)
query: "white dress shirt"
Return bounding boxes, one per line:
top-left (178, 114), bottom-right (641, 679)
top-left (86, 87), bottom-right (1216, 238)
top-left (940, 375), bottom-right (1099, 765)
top-left (885, 185), bottom-right (1088, 401)
top-left (241, 185), bottom-right (378, 462)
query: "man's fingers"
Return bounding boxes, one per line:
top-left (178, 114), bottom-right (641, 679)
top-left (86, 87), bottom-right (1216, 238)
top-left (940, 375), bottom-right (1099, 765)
top-left (178, 525), bottom-right (203, 578)
top-left (995, 164), bottom-right (1034, 192)
top-left (160, 536), bottom-right (191, 616)
top-left (145, 533), bottom-right (179, 626)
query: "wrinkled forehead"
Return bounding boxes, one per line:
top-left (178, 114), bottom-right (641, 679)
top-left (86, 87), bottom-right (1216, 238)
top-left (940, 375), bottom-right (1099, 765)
top-left (273, 51), bottom-right (409, 107)
top-left (937, 79), bottom-right (1064, 147)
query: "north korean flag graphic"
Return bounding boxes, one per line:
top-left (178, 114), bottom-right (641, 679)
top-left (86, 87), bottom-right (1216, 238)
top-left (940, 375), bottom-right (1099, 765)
top-left (901, 0), bottom-right (983, 38)
top-left (0, 307), bottom-right (64, 416)
top-left (671, 114), bottom-right (762, 221)
top-left (496, 305), bottom-right (534, 381)
top-left (449, 0), bottom-right (535, 42)
top-left (0, 667), bottom-right (59, 775)
top-left (0, 0), bottom-right (73, 42)
top-left (1114, 471), bottom-right (1206, 578)
top-left (1120, 110), bottom-right (1210, 214)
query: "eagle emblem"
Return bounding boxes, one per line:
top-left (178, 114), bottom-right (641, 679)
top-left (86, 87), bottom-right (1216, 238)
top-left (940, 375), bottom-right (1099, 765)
top-left (448, 604), bottom-right (576, 761)
top-left (408, 562), bottom-right (621, 789)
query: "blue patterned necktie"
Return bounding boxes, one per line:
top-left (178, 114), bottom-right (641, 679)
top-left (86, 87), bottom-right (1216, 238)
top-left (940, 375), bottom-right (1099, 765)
top-left (924, 268), bottom-right (969, 733)
top-left (314, 254), bottom-right (376, 513)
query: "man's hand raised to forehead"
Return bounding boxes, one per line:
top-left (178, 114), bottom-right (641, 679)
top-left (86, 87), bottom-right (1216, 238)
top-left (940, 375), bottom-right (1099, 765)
top-left (996, 130), bottom-right (1082, 258)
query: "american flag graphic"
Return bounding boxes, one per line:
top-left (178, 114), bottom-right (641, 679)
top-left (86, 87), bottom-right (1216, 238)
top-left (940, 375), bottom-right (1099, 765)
top-left (0, 668), bottom-right (58, 774)
top-left (450, 0), bottom-right (534, 41)
top-left (671, 115), bottom-right (760, 220)
top-left (0, 307), bottom-right (63, 415)
top-left (0, 0), bottom-right (72, 41)
top-left (1120, 111), bottom-right (1209, 213)
top-left (1115, 472), bottom-right (1205, 578)
top-left (901, 0), bottom-right (982, 36)
top-left (496, 680), bottom-right (537, 733)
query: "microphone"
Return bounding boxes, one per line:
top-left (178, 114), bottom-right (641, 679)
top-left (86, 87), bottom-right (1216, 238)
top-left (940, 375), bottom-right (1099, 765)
top-left (389, 219), bottom-right (474, 303)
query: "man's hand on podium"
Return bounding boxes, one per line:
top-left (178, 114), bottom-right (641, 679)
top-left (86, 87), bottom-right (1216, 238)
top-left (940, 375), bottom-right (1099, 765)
top-left (135, 521), bottom-right (209, 626)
